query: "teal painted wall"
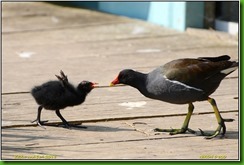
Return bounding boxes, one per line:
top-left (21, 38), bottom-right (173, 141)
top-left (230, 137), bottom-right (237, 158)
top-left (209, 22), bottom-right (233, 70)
top-left (67, 2), bottom-right (98, 9)
top-left (186, 2), bottom-right (204, 28)
top-left (68, 2), bottom-right (204, 31)
top-left (99, 2), bottom-right (150, 20)
top-left (148, 2), bottom-right (187, 31)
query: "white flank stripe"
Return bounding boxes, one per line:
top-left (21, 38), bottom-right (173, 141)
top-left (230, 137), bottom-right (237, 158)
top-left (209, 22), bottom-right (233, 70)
top-left (220, 67), bottom-right (238, 74)
top-left (163, 75), bottom-right (203, 91)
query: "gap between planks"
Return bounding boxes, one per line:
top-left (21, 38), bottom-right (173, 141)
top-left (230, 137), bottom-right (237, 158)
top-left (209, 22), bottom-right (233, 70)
top-left (2, 109), bottom-right (238, 129)
top-left (21, 135), bottom-right (197, 149)
top-left (2, 20), bottom-right (133, 34)
top-left (1, 76), bottom-right (238, 95)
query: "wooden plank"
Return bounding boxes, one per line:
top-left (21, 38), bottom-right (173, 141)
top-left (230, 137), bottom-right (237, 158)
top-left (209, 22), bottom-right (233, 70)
top-left (2, 22), bottom-right (179, 46)
top-left (2, 112), bottom-right (238, 159)
top-left (2, 2), bottom-right (134, 33)
top-left (186, 28), bottom-right (238, 45)
top-left (2, 35), bottom-right (238, 93)
top-left (3, 31), bottom-right (236, 51)
top-left (2, 3), bottom-right (238, 93)
top-left (2, 78), bottom-right (238, 127)
top-left (1, 2), bottom-right (239, 160)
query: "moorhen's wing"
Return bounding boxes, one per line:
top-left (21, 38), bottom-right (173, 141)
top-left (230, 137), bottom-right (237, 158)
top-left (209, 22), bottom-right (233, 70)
top-left (161, 55), bottom-right (236, 94)
top-left (55, 70), bottom-right (69, 87)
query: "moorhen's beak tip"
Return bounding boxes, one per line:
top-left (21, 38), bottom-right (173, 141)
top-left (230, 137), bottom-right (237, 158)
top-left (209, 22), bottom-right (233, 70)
top-left (91, 82), bottom-right (99, 88)
top-left (110, 76), bottom-right (119, 86)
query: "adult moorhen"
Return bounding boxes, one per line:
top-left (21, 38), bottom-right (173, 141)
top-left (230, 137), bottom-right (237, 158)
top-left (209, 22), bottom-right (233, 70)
top-left (31, 70), bottom-right (97, 129)
top-left (110, 55), bottom-right (238, 139)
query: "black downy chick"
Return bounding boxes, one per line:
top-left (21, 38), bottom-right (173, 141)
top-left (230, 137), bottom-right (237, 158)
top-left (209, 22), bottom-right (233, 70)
top-left (31, 70), bottom-right (97, 129)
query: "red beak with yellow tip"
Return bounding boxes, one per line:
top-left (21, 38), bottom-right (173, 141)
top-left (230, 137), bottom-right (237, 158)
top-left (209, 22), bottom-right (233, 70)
top-left (110, 76), bottom-right (119, 86)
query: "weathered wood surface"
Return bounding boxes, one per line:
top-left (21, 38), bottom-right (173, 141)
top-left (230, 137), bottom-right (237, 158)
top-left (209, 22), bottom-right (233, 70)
top-left (2, 78), bottom-right (238, 127)
top-left (2, 2), bottom-right (239, 160)
top-left (2, 113), bottom-right (239, 160)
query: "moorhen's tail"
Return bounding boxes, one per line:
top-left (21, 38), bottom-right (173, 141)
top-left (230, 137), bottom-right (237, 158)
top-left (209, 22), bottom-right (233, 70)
top-left (220, 60), bottom-right (238, 75)
top-left (198, 55), bottom-right (238, 75)
top-left (201, 55), bottom-right (238, 96)
top-left (198, 55), bottom-right (230, 62)
top-left (31, 86), bottom-right (42, 97)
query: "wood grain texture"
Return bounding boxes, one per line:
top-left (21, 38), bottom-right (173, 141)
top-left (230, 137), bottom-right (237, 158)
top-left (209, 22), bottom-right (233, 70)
top-left (2, 2), bottom-right (239, 160)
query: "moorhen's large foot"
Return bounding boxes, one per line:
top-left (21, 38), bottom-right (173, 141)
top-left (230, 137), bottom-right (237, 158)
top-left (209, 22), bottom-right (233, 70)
top-left (60, 123), bottom-right (71, 129)
top-left (199, 118), bottom-right (234, 139)
top-left (69, 124), bottom-right (87, 129)
top-left (55, 109), bottom-right (87, 129)
top-left (201, 98), bottom-right (235, 139)
top-left (154, 103), bottom-right (196, 135)
top-left (154, 127), bottom-right (196, 135)
top-left (31, 119), bottom-right (49, 129)
top-left (59, 122), bottom-right (87, 129)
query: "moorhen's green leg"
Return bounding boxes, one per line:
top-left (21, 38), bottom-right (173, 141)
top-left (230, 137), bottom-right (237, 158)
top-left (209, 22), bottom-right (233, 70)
top-left (31, 106), bottom-right (48, 128)
top-left (55, 109), bottom-right (71, 128)
top-left (154, 103), bottom-right (196, 134)
top-left (55, 110), bottom-right (87, 129)
top-left (199, 97), bottom-right (234, 139)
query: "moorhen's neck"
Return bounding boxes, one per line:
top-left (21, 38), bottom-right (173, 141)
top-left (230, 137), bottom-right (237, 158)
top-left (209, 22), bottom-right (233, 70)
top-left (64, 84), bottom-right (89, 104)
top-left (76, 88), bottom-right (91, 98)
top-left (72, 88), bottom-right (89, 105)
top-left (126, 71), bottom-right (148, 91)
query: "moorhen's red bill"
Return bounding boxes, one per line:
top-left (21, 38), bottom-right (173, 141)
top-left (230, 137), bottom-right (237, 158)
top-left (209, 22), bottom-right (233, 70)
top-left (110, 55), bottom-right (238, 139)
top-left (31, 70), bottom-right (97, 129)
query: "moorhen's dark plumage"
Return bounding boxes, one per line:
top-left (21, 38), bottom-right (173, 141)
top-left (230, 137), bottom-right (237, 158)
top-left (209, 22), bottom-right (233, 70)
top-left (31, 70), bottom-right (97, 128)
top-left (110, 55), bottom-right (238, 139)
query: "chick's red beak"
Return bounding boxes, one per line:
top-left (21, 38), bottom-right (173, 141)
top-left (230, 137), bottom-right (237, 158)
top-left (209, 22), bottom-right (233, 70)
top-left (110, 76), bottom-right (119, 86)
top-left (91, 82), bottom-right (99, 88)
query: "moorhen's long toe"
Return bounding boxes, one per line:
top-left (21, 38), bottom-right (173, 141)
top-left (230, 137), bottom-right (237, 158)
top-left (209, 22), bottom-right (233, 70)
top-left (154, 127), bottom-right (196, 135)
top-left (110, 55), bottom-right (238, 139)
top-left (68, 125), bottom-right (87, 129)
top-left (198, 119), bottom-right (235, 139)
top-left (31, 119), bottom-right (49, 128)
top-left (154, 102), bottom-right (196, 135)
top-left (58, 122), bottom-right (87, 129)
top-left (197, 98), bottom-right (235, 139)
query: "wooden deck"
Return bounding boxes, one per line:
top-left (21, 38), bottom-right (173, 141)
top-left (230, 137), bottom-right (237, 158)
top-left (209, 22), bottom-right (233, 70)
top-left (2, 2), bottom-right (239, 160)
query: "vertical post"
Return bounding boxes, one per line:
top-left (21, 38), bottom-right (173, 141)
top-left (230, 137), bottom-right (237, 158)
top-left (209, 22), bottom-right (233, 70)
top-left (148, 2), bottom-right (186, 31)
top-left (148, 2), bottom-right (204, 31)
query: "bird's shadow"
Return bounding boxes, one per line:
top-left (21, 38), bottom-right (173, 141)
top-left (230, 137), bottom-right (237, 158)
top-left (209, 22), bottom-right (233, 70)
top-left (43, 124), bottom-right (134, 132)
